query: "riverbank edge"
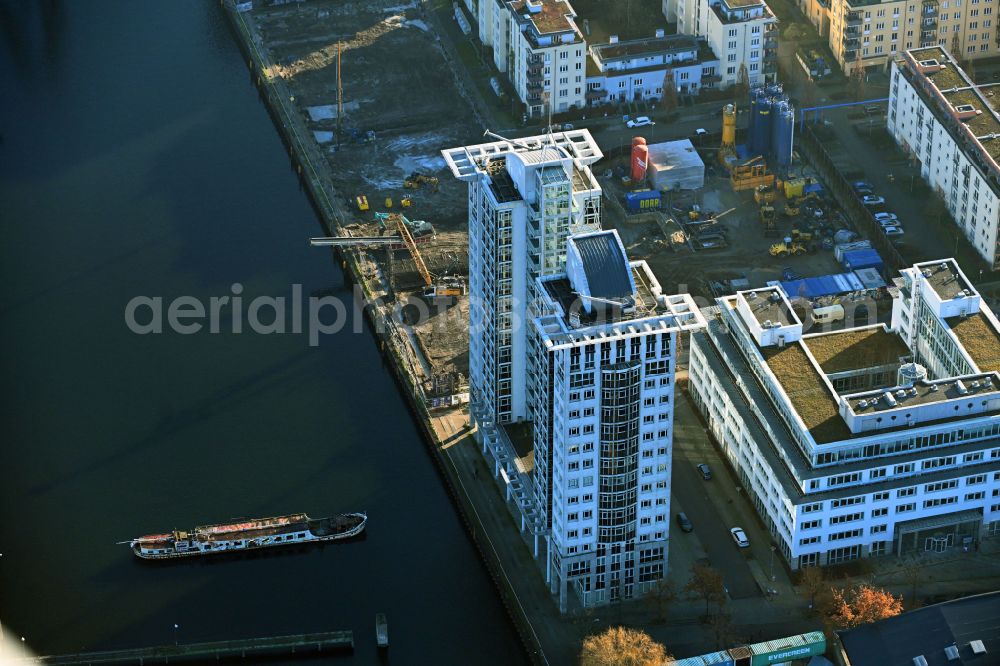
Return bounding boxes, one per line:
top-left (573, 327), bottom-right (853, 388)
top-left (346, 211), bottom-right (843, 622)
top-left (220, 3), bottom-right (547, 663)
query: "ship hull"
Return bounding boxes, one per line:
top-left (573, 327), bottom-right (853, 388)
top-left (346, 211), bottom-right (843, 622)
top-left (128, 512), bottom-right (366, 560)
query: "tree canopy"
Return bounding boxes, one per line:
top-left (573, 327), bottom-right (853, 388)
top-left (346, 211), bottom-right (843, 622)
top-left (580, 626), bottom-right (671, 666)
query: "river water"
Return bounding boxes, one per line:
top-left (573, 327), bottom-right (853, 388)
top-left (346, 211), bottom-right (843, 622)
top-left (0, 2), bottom-right (525, 663)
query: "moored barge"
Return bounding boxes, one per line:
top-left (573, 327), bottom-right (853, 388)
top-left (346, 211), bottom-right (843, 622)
top-left (126, 512), bottom-right (366, 559)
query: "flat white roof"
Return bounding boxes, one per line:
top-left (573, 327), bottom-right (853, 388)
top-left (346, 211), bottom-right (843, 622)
top-left (441, 129), bottom-right (603, 181)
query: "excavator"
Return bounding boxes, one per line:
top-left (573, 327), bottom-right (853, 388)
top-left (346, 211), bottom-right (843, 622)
top-left (310, 212), bottom-right (465, 302)
top-left (403, 171), bottom-right (440, 192)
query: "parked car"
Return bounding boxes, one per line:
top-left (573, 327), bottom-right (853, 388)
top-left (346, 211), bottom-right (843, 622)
top-left (878, 219), bottom-right (899, 229)
top-left (873, 212), bottom-right (898, 223)
top-left (864, 104), bottom-right (883, 115)
top-left (862, 195), bottom-right (886, 206)
top-left (694, 128), bottom-right (708, 137)
top-left (676, 512), bottom-right (694, 533)
top-left (627, 116), bottom-right (655, 128)
top-left (852, 181), bottom-right (873, 192)
top-left (730, 527), bottom-right (750, 548)
top-left (697, 463), bottom-right (712, 480)
top-left (562, 123), bottom-right (575, 130)
top-left (883, 225), bottom-right (905, 237)
top-left (782, 267), bottom-right (800, 281)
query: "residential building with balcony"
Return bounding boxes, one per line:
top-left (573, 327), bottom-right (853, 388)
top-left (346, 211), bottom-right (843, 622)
top-left (441, 130), bottom-right (603, 565)
top-left (477, 0), bottom-right (587, 116)
top-left (688, 260), bottom-right (1000, 570)
top-left (584, 33), bottom-right (721, 106)
top-left (887, 46), bottom-right (1000, 269)
top-left (828, 0), bottom-right (1000, 74)
top-left (531, 230), bottom-right (706, 609)
top-left (671, 0), bottom-right (779, 86)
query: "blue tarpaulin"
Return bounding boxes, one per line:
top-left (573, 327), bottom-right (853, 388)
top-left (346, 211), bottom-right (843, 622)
top-left (780, 272), bottom-right (864, 298)
top-left (841, 248), bottom-right (884, 272)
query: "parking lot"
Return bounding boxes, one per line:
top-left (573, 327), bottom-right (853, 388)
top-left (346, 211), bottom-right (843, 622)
top-left (810, 105), bottom-right (991, 278)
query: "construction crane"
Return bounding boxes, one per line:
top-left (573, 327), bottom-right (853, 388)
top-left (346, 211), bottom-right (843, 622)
top-left (376, 212), bottom-right (465, 300)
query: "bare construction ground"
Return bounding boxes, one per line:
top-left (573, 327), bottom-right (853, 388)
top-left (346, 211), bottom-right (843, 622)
top-left (251, 0), bottom-right (478, 376)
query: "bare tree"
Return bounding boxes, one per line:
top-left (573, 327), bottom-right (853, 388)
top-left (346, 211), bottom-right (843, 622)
top-left (901, 555), bottom-right (926, 609)
top-left (734, 63), bottom-right (750, 101)
top-left (799, 565), bottom-right (826, 609)
top-left (850, 51), bottom-right (866, 101)
top-left (580, 626), bottom-right (671, 666)
top-left (645, 577), bottom-right (677, 623)
top-left (661, 69), bottom-right (678, 113)
top-left (685, 563), bottom-right (727, 616)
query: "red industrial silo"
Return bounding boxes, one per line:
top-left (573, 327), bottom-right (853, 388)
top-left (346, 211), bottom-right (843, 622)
top-left (631, 137), bottom-right (648, 184)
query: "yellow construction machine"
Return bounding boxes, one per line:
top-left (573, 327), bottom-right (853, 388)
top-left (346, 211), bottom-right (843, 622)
top-left (769, 238), bottom-right (807, 257)
top-left (404, 171), bottom-right (440, 192)
top-left (754, 184), bottom-right (777, 205)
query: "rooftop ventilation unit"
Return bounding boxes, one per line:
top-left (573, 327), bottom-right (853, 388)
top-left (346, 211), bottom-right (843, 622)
top-left (769, 292), bottom-right (782, 303)
top-left (910, 387), bottom-right (919, 397)
top-left (954, 104), bottom-right (982, 120)
top-left (956, 380), bottom-right (969, 395)
top-left (939, 262), bottom-right (949, 271)
top-left (896, 389), bottom-right (907, 399)
top-left (930, 384), bottom-right (940, 392)
top-left (970, 640), bottom-right (987, 655)
top-left (913, 656), bottom-right (929, 666)
top-left (971, 380), bottom-right (980, 389)
top-left (922, 269), bottom-right (933, 277)
top-left (945, 645), bottom-right (960, 661)
top-left (884, 390), bottom-right (898, 407)
top-left (763, 319), bottom-right (772, 328)
top-left (858, 399), bottom-right (868, 409)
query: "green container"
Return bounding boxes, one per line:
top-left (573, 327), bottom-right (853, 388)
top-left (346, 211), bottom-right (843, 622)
top-left (748, 631), bottom-right (826, 666)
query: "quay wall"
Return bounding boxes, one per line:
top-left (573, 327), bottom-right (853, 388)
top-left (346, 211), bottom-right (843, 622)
top-left (221, 4), bottom-right (547, 664)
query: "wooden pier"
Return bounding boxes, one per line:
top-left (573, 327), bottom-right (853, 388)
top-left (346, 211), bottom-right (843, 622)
top-left (22, 631), bottom-right (354, 665)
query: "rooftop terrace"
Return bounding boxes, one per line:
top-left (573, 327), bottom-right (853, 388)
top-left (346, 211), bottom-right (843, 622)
top-left (803, 327), bottom-right (910, 375)
top-left (947, 312), bottom-right (1000, 373)
top-left (763, 342), bottom-right (850, 443)
top-left (917, 259), bottom-right (975, 300)
top-left (903, 46), bottom-right (1000, 163)
top-left (742, 288), bottom-right (797, 327)
top-left (591, 34), bottom-right (699, 62)
top-left (509, 0), bottom-right (578, 35)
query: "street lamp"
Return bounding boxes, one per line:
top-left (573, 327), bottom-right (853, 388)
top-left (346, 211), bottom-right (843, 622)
top-left (173, 623), bottom-right (180, 646)
top-left (770, 545), bottom-right (776, 581)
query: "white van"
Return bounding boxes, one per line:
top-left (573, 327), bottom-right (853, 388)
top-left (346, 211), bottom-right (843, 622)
top-left (813, 304), bottom-right (845, 324)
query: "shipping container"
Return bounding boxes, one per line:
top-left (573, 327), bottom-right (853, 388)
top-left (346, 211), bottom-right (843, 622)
top-left (747, 631), bottom-right (826, 666)
top-left (834, 240), bottom-right (872, 262)
top-left (672, 651), bottom-right (734, 666)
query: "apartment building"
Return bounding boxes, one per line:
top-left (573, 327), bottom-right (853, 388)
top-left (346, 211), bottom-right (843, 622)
top-left (585, 33), bottom-right (722, 106)
top-left (887, 47), bottom-right (1000, 269)
top-left (441, 131), bottom-right (603, 551)
top-left (531, 230), bottom-right (706, 609)
top-left (477, 0), bottom-right (587, 116)
top-left (829, 0), bottom-right (1000, 75)
top-left (688, 259), bottom-right (1000, 569)
top-left (670, 0), bottom-right (779, 86)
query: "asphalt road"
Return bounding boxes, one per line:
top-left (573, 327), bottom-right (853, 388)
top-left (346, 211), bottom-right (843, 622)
top-left (672, 438), bottom-right (761, 600)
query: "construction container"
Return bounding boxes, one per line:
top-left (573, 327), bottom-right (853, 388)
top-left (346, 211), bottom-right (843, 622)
top-left (746, 631), bottom-right (826, 666)
top-left (782, 178), bottom-right (805, 198)
top-left (834, 240), bottom-right (872, 262)
top-left (780, 273), bottom-right (864, 299)
top-left (647, 139), bottom-right (705, 190)
top-left (624, 189), bottom-right (661, 212)
top-left (842, 248), bottom-right (884, 272)
top-left (854, 267), bottom-right (887, 289)
top-left (671, 651), bottom-right (734, 666)
top-left (631, 138), bottom-right (649, 183)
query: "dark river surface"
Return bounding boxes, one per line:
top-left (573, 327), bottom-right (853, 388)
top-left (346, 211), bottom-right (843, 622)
top-left (0, 2), bottom-right (525, 663)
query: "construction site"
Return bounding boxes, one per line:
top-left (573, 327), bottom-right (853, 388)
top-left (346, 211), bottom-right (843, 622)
top-left (233, 0), bottom-right (907, 406)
